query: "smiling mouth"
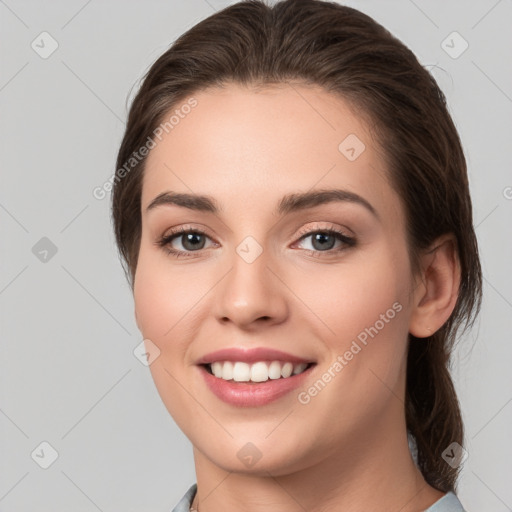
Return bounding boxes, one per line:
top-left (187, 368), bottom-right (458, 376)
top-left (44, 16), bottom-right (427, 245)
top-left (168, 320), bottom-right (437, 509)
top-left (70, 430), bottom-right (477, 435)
top-left (202, 360), bottom-right (316, 383)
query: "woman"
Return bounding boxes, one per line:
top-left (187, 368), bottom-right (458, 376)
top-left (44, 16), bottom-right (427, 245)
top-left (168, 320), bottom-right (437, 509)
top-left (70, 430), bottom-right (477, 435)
top-left (111, 1), bottom-right (482, 510)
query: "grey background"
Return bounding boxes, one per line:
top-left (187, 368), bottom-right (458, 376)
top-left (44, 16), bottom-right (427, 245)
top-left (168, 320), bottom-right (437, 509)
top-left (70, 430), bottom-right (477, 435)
top-left (1, 0), bottom-right (511, 510)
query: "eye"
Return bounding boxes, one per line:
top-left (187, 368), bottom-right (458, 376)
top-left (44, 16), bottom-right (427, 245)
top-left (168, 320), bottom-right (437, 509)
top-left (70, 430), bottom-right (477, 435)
top-left (156, 226), bottom-right (216, 258)
top-left (155, 224), bottom-right (356, 259)
top-left (293, 226), bottom-right (356, 257)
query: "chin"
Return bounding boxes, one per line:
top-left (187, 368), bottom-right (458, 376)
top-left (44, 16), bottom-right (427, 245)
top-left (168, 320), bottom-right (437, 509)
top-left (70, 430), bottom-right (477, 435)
top-left (193, 433), bottom-right (319, 477)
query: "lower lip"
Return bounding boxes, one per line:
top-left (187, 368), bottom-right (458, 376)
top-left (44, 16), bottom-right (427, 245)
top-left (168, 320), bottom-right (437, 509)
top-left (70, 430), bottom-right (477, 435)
top-left (199, 364), bottom-right (315, 407)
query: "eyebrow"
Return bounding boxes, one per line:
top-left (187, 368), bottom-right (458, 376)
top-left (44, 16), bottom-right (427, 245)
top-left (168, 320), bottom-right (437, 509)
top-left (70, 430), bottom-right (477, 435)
top-left (145, 188), bottom-right (379, 219)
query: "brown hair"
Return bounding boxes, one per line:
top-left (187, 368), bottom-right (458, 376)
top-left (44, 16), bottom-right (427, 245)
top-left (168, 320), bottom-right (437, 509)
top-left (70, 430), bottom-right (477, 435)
top-left (111, 0), bottom-right (482, 493)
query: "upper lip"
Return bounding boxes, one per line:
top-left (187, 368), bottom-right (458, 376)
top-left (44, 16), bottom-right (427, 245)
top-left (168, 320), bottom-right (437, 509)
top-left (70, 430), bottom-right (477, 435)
top-left (196, 347), bottom-right (315, 365)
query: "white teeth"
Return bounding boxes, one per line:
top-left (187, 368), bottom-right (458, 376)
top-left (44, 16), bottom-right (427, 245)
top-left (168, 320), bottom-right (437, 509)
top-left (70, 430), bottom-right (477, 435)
top-left (233, 362), bottom-right (251, 382)
top-left (211, 361), bottom-right (223, 378)
top-left (293, 362), bottom-right (308, 375)
top-left (268, 361), bottom-right (282, 380)
top-left (222, 361), bottom-right (233, 380)
top-left (208, 360), bottom-right (310, 382)
top-left (250, 362), bottom-right (269, 382)
top-left (281, 362), bottom-right (293, 378)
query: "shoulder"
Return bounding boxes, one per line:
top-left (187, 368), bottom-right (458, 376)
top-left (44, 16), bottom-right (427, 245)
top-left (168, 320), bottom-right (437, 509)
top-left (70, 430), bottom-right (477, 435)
top-left (424, 491), bottom-right (466, 512)
top-left (171, 483), bottom-right (197, 512)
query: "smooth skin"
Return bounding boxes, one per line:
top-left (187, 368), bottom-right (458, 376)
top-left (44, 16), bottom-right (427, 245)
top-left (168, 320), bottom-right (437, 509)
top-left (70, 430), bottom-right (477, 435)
top-left (133, 83), bottom-right (460, 511)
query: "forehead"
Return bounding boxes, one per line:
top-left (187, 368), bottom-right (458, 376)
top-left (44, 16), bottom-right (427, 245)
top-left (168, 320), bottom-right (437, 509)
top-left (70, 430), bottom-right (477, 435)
top-left (141, 83), bottom-right (402, 226)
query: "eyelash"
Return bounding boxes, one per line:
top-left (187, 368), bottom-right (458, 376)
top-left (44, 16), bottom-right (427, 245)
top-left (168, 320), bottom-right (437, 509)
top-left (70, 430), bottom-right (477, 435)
top-left (155, 224), bottom-right (356, 259)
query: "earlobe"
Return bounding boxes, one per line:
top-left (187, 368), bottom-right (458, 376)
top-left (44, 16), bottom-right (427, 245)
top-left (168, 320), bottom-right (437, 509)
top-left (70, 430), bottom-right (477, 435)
top-left (409, 234), bottom-right (461, 338)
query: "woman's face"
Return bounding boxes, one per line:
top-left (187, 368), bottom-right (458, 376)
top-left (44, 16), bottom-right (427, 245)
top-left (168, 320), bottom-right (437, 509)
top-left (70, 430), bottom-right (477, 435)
top-left (134, 83), bottom-right (418, 475)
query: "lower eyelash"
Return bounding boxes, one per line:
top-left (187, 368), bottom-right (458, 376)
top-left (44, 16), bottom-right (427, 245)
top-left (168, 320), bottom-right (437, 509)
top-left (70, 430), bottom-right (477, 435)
top-left (156, 228), bottom-right (356, 258)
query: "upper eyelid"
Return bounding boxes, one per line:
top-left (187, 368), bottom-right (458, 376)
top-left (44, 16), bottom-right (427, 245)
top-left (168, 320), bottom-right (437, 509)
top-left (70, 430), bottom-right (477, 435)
top-left (295, 221), bottom-right (352, 236)
top-left (162, 223), bottom-right (351, 240)
top-left (162, 224), bottom-right (215, 239)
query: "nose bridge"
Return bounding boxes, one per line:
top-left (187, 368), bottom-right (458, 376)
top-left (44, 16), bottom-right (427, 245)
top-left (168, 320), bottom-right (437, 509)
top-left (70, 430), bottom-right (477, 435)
top-left (213, 235), bottom-right (288, 326)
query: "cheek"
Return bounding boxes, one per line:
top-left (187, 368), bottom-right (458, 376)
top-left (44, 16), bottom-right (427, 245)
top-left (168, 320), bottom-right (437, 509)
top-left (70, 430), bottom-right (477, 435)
top-left (133, 249), bottom-right (201, 431)
top-left (133, 245), bottom-right (197, 342)
top-left (291, 251), bottom-right (408, 342)
top-left (288, 245), bottom-right (411, 407)
top-left (290, 269), bottom-right (410, 438)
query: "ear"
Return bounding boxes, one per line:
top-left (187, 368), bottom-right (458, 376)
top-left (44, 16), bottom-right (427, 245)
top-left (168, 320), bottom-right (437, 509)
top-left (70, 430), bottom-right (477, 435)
top-left (409, 234), bottom-right (461, 338)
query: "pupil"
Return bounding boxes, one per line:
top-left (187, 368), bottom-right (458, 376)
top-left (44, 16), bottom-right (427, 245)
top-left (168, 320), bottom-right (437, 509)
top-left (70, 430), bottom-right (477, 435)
top-left (183, 233), bottom-right (205, 251)
top-left (313, 233), bottom-right (335, 251)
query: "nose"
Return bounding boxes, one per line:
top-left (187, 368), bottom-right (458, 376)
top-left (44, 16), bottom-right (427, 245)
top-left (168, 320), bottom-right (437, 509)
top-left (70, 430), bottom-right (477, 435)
top-left (213, 246), bottom-right (289, 330)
